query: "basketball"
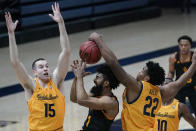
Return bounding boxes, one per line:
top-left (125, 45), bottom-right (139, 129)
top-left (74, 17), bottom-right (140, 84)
top-left (79, 40), bottom-right (102, 64)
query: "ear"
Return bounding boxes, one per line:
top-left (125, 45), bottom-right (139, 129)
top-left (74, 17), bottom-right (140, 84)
top-left (103, 80), bottom-right (110, 87)
top-left (144, 75), bottom-right (150, 82)
top-left (32, 69), bottom-right (37, 77)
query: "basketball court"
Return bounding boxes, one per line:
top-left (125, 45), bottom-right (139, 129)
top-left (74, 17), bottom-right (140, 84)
top-left (0, 8), bottom-right (196, 131)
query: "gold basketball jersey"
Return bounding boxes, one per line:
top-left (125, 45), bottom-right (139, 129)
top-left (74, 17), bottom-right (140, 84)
top-left (121, 81), bottom-right (162, 131)
top-left (28, 78), bottom-right (65, 131)
top-left (155, 99), bottom-right (180, 131)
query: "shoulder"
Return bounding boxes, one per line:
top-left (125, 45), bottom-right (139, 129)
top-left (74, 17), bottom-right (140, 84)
top-left (169, 52), bottom-right (177, 61)
top-left (178, 102), bottom-right (190, 117)
top-left (100, 96), bottom-right (118, 105)
top-left (179, 102), bottom-right (187, 111)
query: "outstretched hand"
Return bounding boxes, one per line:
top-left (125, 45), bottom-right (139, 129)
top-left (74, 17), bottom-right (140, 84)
top-left (49, 2), bottom-right (63, 23)
top-left (71, 60), bottom-right (91, 78)
top-left (88, 32), bottom-right (103, 43)
top-left (5, 12), bottom-right (19, 33)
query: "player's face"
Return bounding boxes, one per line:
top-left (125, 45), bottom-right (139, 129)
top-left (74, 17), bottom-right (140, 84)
top-left (33, 60), bottom-right (51, 80)
top-left (178, 40), bottom-right (191, 55)
top-left (94, 73), bottom-right (105, 87)
top-left (90, 73), bottom-right (105, 97)
top-left (136, 66), bottom-right (148, 81)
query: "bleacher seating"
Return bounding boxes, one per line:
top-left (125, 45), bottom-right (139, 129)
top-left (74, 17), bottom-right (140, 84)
top-left (0, 0), bottom-right (161, 48)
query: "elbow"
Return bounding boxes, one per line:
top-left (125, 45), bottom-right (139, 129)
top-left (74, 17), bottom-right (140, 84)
top-left (70, 97), bottom-right (77, 103)
top-left (77, 99), bottom-right (83, 105)
top-left (77, 98), bottom-right (87, 106)
top-left (10, 60), bottom-right (20, 68)
top-left (66, 47), bottom-right (71, 54)
top-left (193, 123), bottom-right (196, 129)
top-left (63, 48), bottom-right (71, 56)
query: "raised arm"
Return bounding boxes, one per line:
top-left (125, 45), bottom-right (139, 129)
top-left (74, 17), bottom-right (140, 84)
top-left (5, 12), bottom-right (34, 90)
top-left (70, 78), bottom-right (77, 103)
top-left (71, 60), bottom-right (117, 110)
top-left (50, 3), bottom-right (71, 86)
top-left (161, 50), bottom-right (196, 101)
top-left (88, 33), bottom-right (140, 96)
top-left (179, 103), bottom-right (196, 129)
top-left (167, 53), bottom-right (176, 79)
top-left (70, 62), bottom-right (91, 103)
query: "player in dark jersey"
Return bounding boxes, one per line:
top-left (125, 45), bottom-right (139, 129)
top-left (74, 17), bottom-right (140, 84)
top-left (70, 60), bottom-right (120, 131)
top-left (168, 35), bottom-right (196, 116)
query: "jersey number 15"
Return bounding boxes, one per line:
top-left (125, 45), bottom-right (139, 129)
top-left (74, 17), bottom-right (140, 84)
top-left (44, 103), bottom-right (55, 117)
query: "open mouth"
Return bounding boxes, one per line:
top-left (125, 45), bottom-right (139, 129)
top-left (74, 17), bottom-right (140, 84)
top-left (43, 73), bottom-right (49, 76)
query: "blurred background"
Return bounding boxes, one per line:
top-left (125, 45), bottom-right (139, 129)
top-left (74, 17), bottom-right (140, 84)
top-left (0, 0), bottom-right (195, 48)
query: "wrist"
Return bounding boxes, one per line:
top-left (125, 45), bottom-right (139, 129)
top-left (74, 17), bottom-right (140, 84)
top-left (77, 74), bottom-right (83, 78)
top-left (94, 38), bottom-right (103, 43)
top-left (57, 18), bottom-right (64, 24)
top-left (8, 31), bottom-right (15, 35)
top-left (165, 77), bottom-right (173, 81)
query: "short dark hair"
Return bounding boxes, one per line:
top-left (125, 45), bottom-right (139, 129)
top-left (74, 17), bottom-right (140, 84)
top-left (146, 61), bottom-right (165, 85)
top-left (177, 35), bottom-right (192, 45)
top-left (32, 58), bottom-right (46, 70)
top-left (96, 64), bottom-right (120, 89)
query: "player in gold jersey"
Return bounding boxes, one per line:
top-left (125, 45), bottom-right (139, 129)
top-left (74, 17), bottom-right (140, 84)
top-left (5, 3), bottom-right (70, 131)
top-left (155, 78), bottom-right (196, 131)
top-left (88, 32), bottom-right (196, 131)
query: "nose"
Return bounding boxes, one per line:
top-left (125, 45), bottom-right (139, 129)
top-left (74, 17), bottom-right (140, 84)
top-left (94, 80), bottom-right (97, 85)
top-left (44, 67), bottom-right (48, 71)
top-left (182, 45), bottom-right (186, 49)
top-left (93, 78), bottom-right (97, 83)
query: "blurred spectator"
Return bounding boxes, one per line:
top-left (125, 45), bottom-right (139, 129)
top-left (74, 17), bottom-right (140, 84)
top-left (180, 0), bottom-right (191, 14)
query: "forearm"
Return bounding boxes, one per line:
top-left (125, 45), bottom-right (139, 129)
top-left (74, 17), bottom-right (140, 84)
top-left (70, 78), bottom-right (77, 103)
top-left (76, 76), bottom-right (89, 103)
top-left (95, 39), bottom-right (118, 65)
top-left (54, 21), bottom-right (71, 83)
top-left (164, 63), bottom-right (196, 100)
top-left (193, 119), bottom-right (196, 129)
top-left (8, 32), bottom-right (20, 64)
top-left (58, 21), bottom-right (70, 52)
top-left (176, 63), bottom-right (196, 87)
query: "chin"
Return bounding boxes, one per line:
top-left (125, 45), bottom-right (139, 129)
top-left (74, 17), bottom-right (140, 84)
top-left (182, 51), bottom-right (188, 55)
top-left (40, 76), bottom-right (50, 81)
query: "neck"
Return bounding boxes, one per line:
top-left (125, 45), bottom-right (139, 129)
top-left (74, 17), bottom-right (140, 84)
top-left (101, 88), bottom-right (112, 96)
top-left (179, 51), bottom-right (191, 63)
top-left (180, 51), bottom-right (191, 57)
top-left (38, 77), bottom-right (50, 86)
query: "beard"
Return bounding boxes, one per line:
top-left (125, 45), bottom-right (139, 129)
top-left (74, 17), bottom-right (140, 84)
top-left (90, 85), bottom-right (103, 97)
